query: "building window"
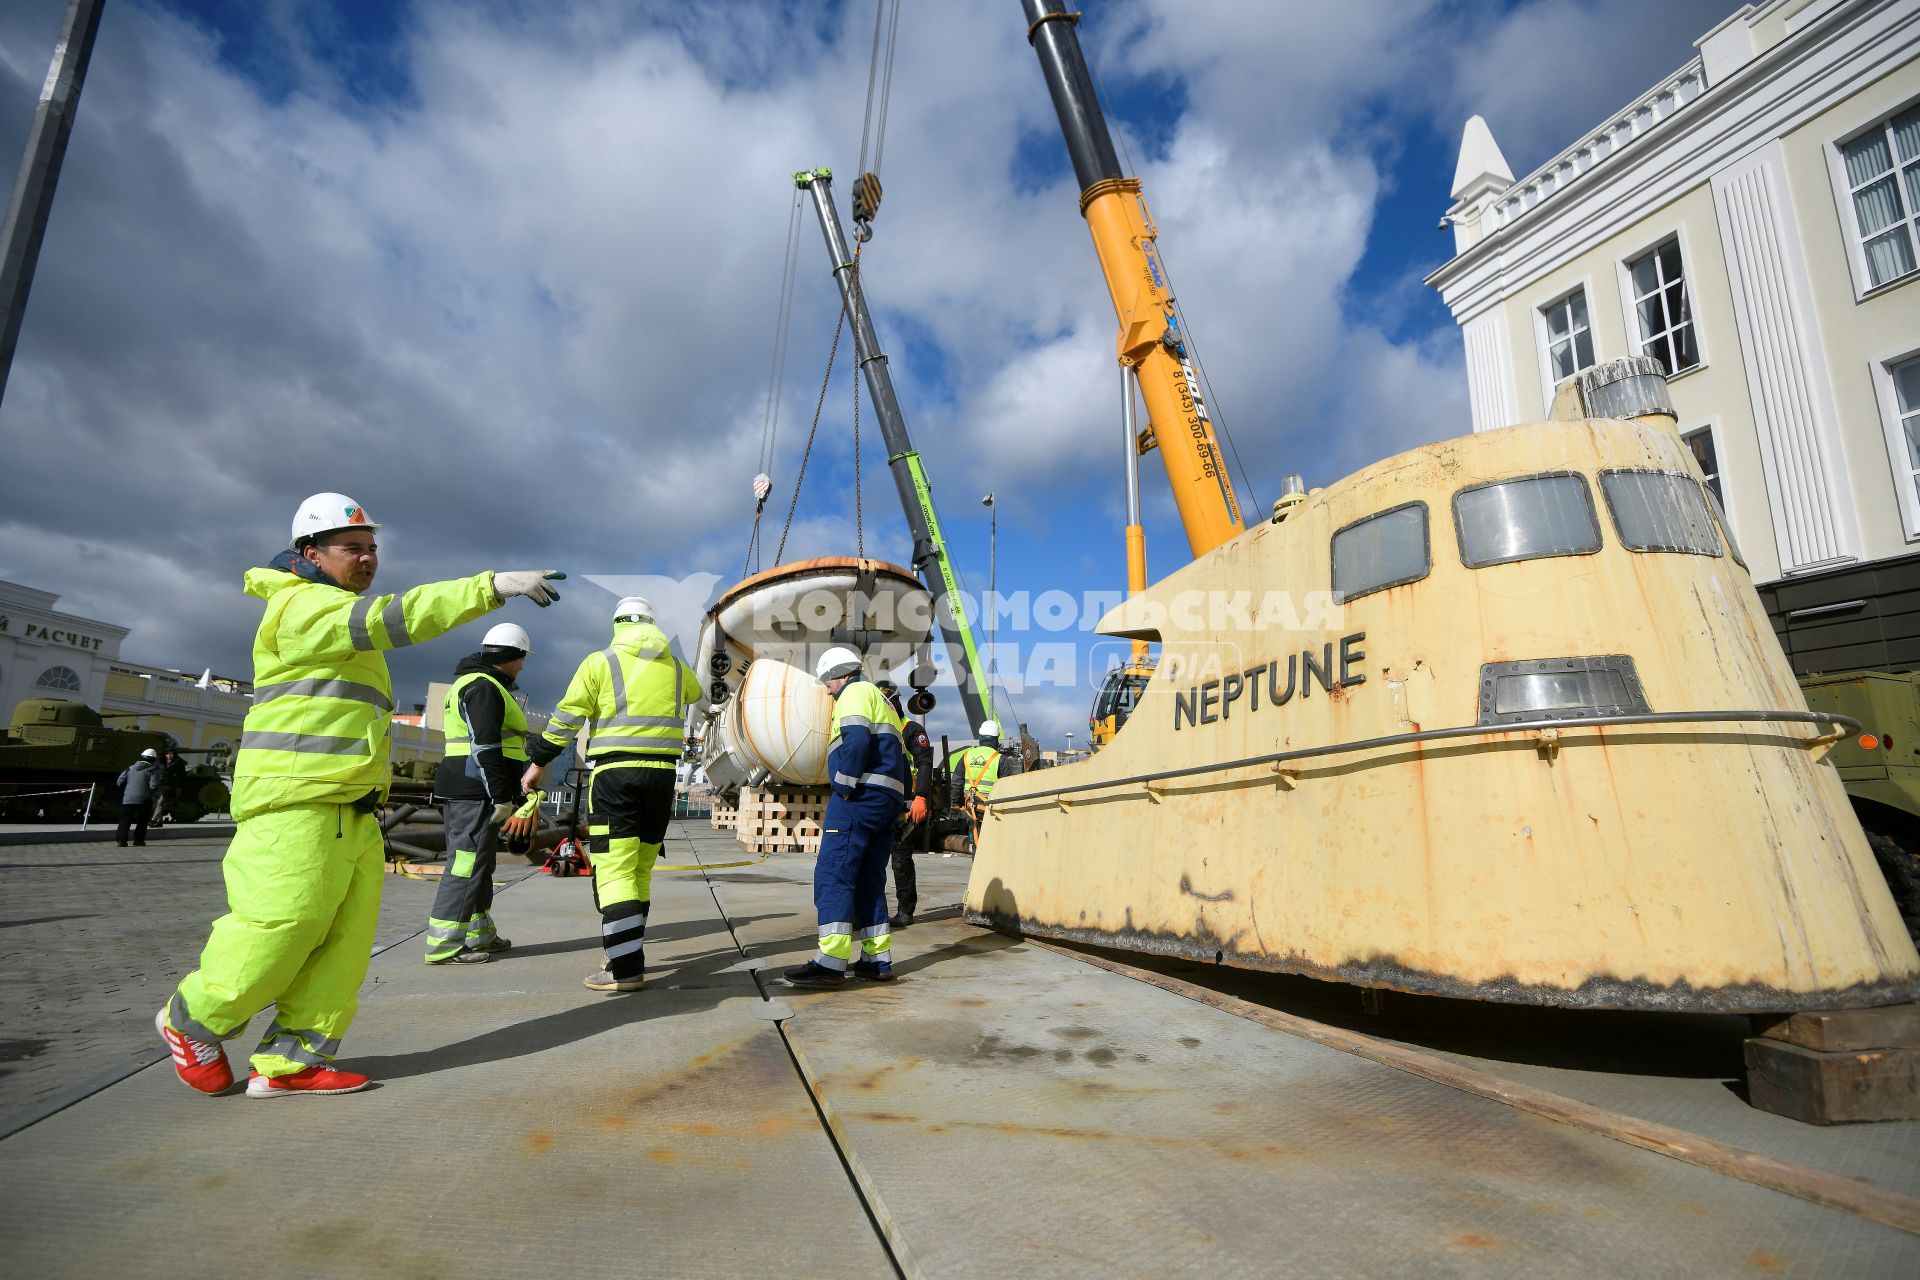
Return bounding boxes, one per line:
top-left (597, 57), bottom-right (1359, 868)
top-left (1626, 240), bottom-right (1698, 375)
top-left (1840, 105), bottom-right (1920, 289)
top-left (1541, 290), bottom-right (1596, 384)
top-left (1331, 503), bottom-right (1430, 603)
top-left (1683, 426), bottom-right (1722, 506)
top-left (34, 665), bottom-right (82, 693)
top-left (1453, 473), bottom-right (1603, 568)
top-left (1890, 355), bottom-right (1920, 516)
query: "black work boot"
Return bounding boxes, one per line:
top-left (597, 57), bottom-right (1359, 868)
top-left (784, 961), bottom-right (846, 988)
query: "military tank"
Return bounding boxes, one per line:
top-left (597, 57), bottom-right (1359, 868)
top-left (0, 698), bottom-right (229, 823)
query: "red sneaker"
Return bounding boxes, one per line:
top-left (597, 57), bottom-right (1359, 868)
top-left (246, 1066), bottom-right (371, 1098)
top-left (155, 1007), bottom-right (235, 1095)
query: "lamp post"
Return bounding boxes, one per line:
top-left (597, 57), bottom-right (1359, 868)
top-left (982, 492), bottom-right (996, 702)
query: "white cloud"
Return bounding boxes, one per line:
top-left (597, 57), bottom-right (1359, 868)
top-left (0, 0), bottom-right (1724, 744)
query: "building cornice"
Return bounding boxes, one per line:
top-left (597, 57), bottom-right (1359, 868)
top-left (1425, 0), bottom-right (1914, 321)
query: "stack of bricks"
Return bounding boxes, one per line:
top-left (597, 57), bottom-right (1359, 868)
top-left (736, 784), bottom-right (828, 854)
top-left (709, 793), bottom-right (738, 832)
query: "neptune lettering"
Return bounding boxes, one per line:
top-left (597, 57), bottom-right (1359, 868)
top-left (1173, 633), bottom-right (1366, 730)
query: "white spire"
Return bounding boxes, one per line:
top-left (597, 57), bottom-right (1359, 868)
top-left (1450, 115), bottom-right (1514, 202)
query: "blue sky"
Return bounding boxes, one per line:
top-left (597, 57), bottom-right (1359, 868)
top-left (0, 0), bottom-right (1736, 746)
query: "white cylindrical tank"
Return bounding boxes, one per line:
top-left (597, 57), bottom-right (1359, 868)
top-left (731, 658), bottom-right (835, 785)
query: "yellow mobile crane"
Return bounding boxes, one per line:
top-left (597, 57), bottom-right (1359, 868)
top-left (1020, 1), bottom-right (1246, 747)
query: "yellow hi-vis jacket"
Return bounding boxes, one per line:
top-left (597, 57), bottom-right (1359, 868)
top-left (233, 567), bottom-right (501, 819)
top-left (533, 620), bottom-right (700, 767)
top-left (443, 670), bottom-right (530, 764)
top-left (955, 744), bottom-right (1002, 802)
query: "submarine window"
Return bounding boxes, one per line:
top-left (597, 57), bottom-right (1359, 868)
top-left (1478, 655), bottom-right (1649, 725)
top-left (1452, 473), bottom-right (1601, 569)
top-left (1600, 470), bottom-right (1721, 556)
top-left (1331, 502), bottom-right (1429, 603)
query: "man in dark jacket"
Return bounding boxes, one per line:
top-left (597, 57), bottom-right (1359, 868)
top-left (153, 747), bottom-right (189, 824)
top-left (116, 748), bottom-right (163, 847)
top-left (877, 681), bottom-right (933, 929)
top-left (425, 623), bottom-right (536, 964)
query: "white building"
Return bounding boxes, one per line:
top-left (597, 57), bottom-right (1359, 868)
top-left (1427, 0), bottom-right (1920, 670)
top-left (1, 576), bottom-right (458, 770)
top-left (0, 579), bottom-right (129, 722)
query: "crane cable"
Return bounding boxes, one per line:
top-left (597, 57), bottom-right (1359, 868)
top-left (747, 190), bottom-right (806, 575)
top-left (852, 0), bottom-right (901, 239)
top-left (773, 244), bottom-right (861, 566)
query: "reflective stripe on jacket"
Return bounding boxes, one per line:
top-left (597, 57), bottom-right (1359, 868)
top-left (827, 679), bottom-right (910, 800)
top-left (232, 567), bottom-right (501, 818)
top-left (957, 744), bottom-right (1002, 800)
top-left (530, 620), bottom-right (700, 766)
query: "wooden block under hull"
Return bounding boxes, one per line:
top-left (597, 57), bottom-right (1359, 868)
top-left (1744, 1037), bottom-right (1920, 1125)
top-left (1756, 1002), bottom-right (1920, 1052)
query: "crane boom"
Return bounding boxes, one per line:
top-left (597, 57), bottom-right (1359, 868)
top-left (1021, 0), bottom-right (1245, 557)
top-left (794, 168), bottom-right (995, 735)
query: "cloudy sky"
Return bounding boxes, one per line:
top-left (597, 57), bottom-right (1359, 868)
top-left (0, 0), bottom-right (1735, 747)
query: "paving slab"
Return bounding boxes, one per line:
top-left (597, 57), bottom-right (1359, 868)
top-left (0, 826), bottom-right (891, 1279)
top-left (0, 837), bottom-right (518, 1130)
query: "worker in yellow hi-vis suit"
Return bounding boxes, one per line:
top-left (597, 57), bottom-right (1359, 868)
top-left (158, 492), bottom-right (562, 1098)
top-left (522, 596), bottom-right (701, 994)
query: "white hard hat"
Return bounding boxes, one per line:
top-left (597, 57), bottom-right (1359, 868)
top-left (291, 492), bottom-right (378, 546)
top-left (978, 719), bottom-right (1001, 741)
top-left (613, 596), bottom-right (653, 623)
top-left (482, 622), bottom-right (533, 654)
top-left (141, 747), bottom-right (159, 759)
top-left (815, 645), bottom-right (863, 683)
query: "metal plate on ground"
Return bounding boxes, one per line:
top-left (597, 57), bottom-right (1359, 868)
top-left (777, 916), bottom-right (1920, 1277)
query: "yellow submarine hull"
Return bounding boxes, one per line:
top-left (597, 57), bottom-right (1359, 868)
top-left (966, 418), bottom-right (1920, 1011)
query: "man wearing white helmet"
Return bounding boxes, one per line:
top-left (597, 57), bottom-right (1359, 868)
top-left (521, 595), bottom-right (701, 993)
top-left (952, 720), bottom-right (1006, 852)
top-left (785, 646), bottom-right (910, 988)
top-left (158, 492), bottom-right (563, 1098)
top-left (115, 747), bottom-right (164, 847)
top-left (424, 621), bottom-right (538, 965)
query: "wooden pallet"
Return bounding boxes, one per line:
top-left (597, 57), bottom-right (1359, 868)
top-left (735, 784), bottom-right (828, 854)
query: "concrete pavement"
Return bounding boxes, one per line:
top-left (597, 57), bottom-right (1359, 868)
top-left (2, 822), bottom-right (1917, 1277)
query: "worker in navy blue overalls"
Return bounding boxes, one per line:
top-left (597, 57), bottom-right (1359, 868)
top-left (786, 647), bottom-right (909, 987)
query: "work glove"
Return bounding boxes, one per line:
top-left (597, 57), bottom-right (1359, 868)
top-left (909, 795), bottom-right (929, 824)
top-left (491, 801), bottom-right (516, 826)
top-left (493, 569), bottom-right (566, 607)
top-left (503, 791), bottom-right (545, 840)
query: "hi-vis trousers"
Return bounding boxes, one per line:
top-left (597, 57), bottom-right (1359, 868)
top-left (587, 761), bottom-right (675, 979)
top-left (169, 801), bottom-right (382, 1078)
top-left (425, 798), bottom-right (501, 961)
top-left (813, 788), bottom-right (902, 971)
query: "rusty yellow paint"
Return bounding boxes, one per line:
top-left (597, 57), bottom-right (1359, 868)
top-left (967, 417), bottom-right (1920, 1011)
